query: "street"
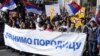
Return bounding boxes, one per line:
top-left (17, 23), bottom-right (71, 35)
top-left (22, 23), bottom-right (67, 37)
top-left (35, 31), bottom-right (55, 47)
top-left (0, 48), bottom-right (36, 56)
top-left (0, 48), bottom-right (27, 56)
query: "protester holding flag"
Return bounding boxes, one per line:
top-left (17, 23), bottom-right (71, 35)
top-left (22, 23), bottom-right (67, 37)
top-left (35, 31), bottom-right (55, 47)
top-left (87, 20), bottom-right (99, 56)
top-left (89, 6), bottom-right (100, 56)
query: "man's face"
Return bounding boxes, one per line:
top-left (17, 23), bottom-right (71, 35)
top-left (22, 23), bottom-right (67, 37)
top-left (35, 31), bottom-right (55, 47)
top-left (90, 21), bottom-right (95, 27)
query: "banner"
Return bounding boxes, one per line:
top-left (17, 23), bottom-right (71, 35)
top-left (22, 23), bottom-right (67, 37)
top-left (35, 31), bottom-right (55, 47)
top-left (4, 24), bottom-right (86, 56)
top-left (45, 4), bottom-right (60, 20)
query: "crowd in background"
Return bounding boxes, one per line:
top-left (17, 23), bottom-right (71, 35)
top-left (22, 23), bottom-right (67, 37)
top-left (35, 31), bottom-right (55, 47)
top-left (1, 11), bottom-right (89, 32)
top-left (0, 10), bottom-right (100, 56)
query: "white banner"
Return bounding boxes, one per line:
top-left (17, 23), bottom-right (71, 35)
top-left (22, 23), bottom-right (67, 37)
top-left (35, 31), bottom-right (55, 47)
top-left (4, 24), bottom-right (86, 56)
top-left (45, 4), bottom-right (61, 17)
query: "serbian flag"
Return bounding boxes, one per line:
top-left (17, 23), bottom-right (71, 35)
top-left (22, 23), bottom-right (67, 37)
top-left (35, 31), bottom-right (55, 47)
top-left (91, 6), bottom-right (100, 24)
top-left (91, 16), bottom-right (97, 22)
top-left (0, 0), bottom-right (17, 11)
top-left (22, 1), bottom-right (42, 15)
top-left (65, 1), bottom-right (81, 16)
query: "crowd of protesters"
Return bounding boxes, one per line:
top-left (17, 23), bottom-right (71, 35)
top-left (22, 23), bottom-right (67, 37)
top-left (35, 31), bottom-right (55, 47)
top-left (0, 10), bottom-right (100, 56)
top-left (1, 11), bottom-right (88, 32)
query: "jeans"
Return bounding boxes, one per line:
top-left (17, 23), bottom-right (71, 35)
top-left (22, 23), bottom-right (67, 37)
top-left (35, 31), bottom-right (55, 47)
top-left (88, 41), bottom-right (97, 56)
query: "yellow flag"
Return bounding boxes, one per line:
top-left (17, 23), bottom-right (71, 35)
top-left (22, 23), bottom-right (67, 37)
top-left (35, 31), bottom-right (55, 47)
top-left (71, 7), bottom-right (85, 28)
top-left (71, 15), bottom-right (82, 28)
top-left (76, 7), bottom-right (85, 18)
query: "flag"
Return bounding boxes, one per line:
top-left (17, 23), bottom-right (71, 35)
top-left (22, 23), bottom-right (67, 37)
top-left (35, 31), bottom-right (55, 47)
top-left (91, 5), bottom-right (100, 24)
top-left (65, 1), bottom-right (81, 16)
top-left (45, 4), bottom-right (60, 20)
top-left (90, 16), bottom-right (97, 22)
top-left (76, 7), bottom-right (85, 18)
top-left (22, 0), bottom-right (42, 15)
top-left (0, 0), bottom-right (17, 11)
top-left (71, 15), bottom-right (82, 28)
top-left (70, 7), bottom-right (85, 28)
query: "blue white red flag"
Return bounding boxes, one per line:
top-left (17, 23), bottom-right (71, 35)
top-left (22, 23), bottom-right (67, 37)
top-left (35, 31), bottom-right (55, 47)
top-left (23, 1), bottom-right (42, 15)
top-left (91, 16), bottom-right (97, 22)
top-left (65, 1), bottom-right (81, 16)
top-left (0, 0), bottom-right (17, 11)
top-left (91, 6), bottom-right (100, 24)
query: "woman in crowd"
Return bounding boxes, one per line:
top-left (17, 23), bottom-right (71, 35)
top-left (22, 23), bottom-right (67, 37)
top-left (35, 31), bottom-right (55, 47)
top-left (45, 23), bottom-right (53, 32)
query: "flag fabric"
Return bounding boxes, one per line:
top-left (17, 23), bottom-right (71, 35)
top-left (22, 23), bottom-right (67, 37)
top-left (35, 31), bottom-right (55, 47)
top-left (22, 1), bottom-right (42, 15)
top-left (45, 4), bottom-right (60, 20)
top-left (0, 0), bottom-right (17, 11)
top-left (91, 6), bottom-right (100, 24)
top-left (65, 1), bottom-right (81, 16)
top-left (70, 7), bottom-right (85, 28)
top-left (95, 6), bottom-right (100, 23)
top-left (76, 7), bottom-right (85, 18)
top-left (90, 16), bottom-right (97, 22)
top-left (71, 15), bottom-right (82, 28)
